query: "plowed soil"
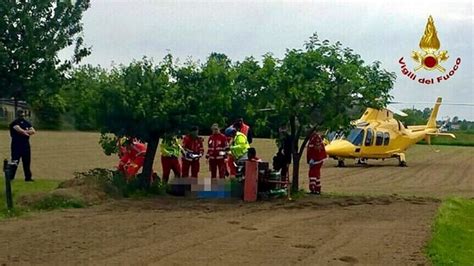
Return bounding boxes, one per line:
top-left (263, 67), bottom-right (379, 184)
top-left (0, 196), bottom-right (439, 265)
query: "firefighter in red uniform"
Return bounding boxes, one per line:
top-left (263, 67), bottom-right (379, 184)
top-left (306, 132), bottom-right (327, 194)
top-left (206, 123), bottom-right (228, 179)
top-left (181, 126), bottom-right (204, 178)
top-left (117, 138), bottom-right (147, 180)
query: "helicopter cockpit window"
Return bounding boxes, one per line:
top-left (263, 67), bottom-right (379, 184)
top-left (365, 128), bottom-right (373, 146)
top-left (327, 131), bottom-right (336, 142)
top-left (347, 128), bottom-right (364, 146)
top-left (383, 132), bottom-right (390, 145)
top-left (375, 132), bottom-right (384, 146)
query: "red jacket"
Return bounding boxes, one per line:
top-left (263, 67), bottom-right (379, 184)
top-left (182, 135), bottom-right (204, 158)
top-left (207, 133), bottom-right (228, 159)
top-left (129, 142), bottom-right (147, 159)
top-left (307, 133), bottom-right (327, 163)
top-left (240, 123), bottom-right (250, 136)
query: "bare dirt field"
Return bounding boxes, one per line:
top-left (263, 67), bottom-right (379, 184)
top-left (0, 196), bottom-right (439, 265)
top-left (1, 131), bottom-right (473, 197)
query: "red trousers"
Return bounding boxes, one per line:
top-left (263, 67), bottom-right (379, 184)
top-left (209, 159), bottom-right (226, 179)
top-left (308, 163), bottom-right (322, 193)
top-left (161, 156), bottom-right (181, 183)
top-left (227, 156), bottom-right (236, 176)
top-left (182, 159), bottom-right (200, 178)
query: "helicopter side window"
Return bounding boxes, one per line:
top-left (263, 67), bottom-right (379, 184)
top-left (383, 132), bottom-right (390, 145)
top-left (375, 132), bottom-right (384, 146)
top-left (364, 128), bottom-right (374, 146)
top-left (347, 128), bottom-right (364, 146)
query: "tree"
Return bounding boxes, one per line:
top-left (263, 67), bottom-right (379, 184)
top-left (98, 55), bottom-right (234, 181)
top-left (241, 34), bottom-right (395, 191)
top-left (61, 65), bottom-right (106, 130)
top-left (397, 108), bottom-right (431, 126)
top-left (0, 0), bottom-right (90, 122)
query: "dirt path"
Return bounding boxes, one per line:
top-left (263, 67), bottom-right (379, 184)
top-left (0, 196), bottom-right (438, 265)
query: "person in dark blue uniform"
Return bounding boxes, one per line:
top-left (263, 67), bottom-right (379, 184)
top-left (9, 109), bottom-right (36, 181)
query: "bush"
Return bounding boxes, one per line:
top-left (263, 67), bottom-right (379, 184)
top-left (72, 168), bottom-right (166, 198)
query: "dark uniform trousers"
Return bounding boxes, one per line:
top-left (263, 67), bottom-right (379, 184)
top-left (11, 143), bottom-right (32, 180)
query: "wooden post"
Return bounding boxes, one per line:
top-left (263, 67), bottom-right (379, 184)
top-left (3, 159), bottom-right (13, 210)
top-left (243, 160), bottom-right (258, 202)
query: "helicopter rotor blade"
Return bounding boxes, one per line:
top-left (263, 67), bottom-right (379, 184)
top-left (386, 105), bottom-right (408, 117)
top-left (390, 101), bottom-right (474, 106)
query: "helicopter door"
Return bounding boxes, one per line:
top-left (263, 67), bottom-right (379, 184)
top-left (360, 128), bottom-right (375, 157)
top-left (364, 128), bottom-right (374, 146)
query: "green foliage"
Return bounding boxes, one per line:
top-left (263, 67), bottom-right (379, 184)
top-left (427, 198), bottom-right (474, 265)
top-left (0, 179), bottom-right (61, 218)
top-left (290, 189), bottom-right (307, 200)
top-left (0, 207), bottom-right (24, 219)
top-left (0, 0), bottom-right (90, 124)
top-left (30, 194), bottom-right (85, 210)
top-left (99, 133), bottom-right (119, 156)
top-left (108, 171), bottom-right (168, 198)
top-left (395, 107), bottom-right (432, 126)
top-left (418, 131), bottom-right (474, 147)
top-left (74, 168), bottom-right (167, 198)
top-left (30, 90), bottom-right (68, 129)
top-left (61, 65), bottom-right (106, 130)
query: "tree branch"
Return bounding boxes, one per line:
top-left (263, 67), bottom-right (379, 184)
top-left (298, 126), bottom-right (317, 156)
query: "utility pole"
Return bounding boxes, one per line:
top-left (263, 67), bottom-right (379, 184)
top-left (3, 159), bottom-right (14, 210)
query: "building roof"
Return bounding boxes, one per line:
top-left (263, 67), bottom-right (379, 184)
top-left (0, 98), bottom-right (29, 108)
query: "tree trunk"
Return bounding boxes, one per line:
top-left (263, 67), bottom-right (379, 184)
top-left (291, 125), bottom-right (317, 192)
top-left (289, 116), bottom-right (299, 191)
top-left (291, 153), bottom-right (301, 192)
top-left (142, 135), bottom-right (159, 183)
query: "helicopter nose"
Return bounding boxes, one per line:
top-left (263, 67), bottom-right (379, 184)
top-left (325, 140), bottom-right (356, 157)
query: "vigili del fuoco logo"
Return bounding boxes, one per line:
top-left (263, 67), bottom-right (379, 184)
top-left (398, 15), bottom-right (461, 85)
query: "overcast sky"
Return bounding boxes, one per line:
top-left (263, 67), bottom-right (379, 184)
top-left (62, 0), bottom-right (474, 120)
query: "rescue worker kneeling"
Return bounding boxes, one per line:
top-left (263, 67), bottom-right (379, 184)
top-left (225, 127), bottom-right (250, 177)
top-left (181, 126), bottom-right (204, 178)
top-left (117, 138), bottom-right (147, 180)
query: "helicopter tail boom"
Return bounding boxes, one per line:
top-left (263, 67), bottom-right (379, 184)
top-left (426, 97), bottom-right (442, 129)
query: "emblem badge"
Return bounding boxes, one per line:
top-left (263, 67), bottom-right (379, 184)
top-left (411, 15), bottom-right (448, 72)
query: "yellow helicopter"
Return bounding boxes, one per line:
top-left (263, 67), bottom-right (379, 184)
top-left (325, 97), bottom-right (455, 167)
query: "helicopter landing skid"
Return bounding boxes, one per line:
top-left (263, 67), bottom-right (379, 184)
top-left (336, 159), bottom-right (345, 167)
top-left (395, 153), bottom-right (407, 167)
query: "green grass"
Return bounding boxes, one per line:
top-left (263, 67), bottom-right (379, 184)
top-left (427, 198), bottom-right (474, 265)
top-left (0, 178), bottom-right (61, 218)
top-left (419, 131), bottom-right (474, 147)
top-left (30, 194), bottom-right (85, 210)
